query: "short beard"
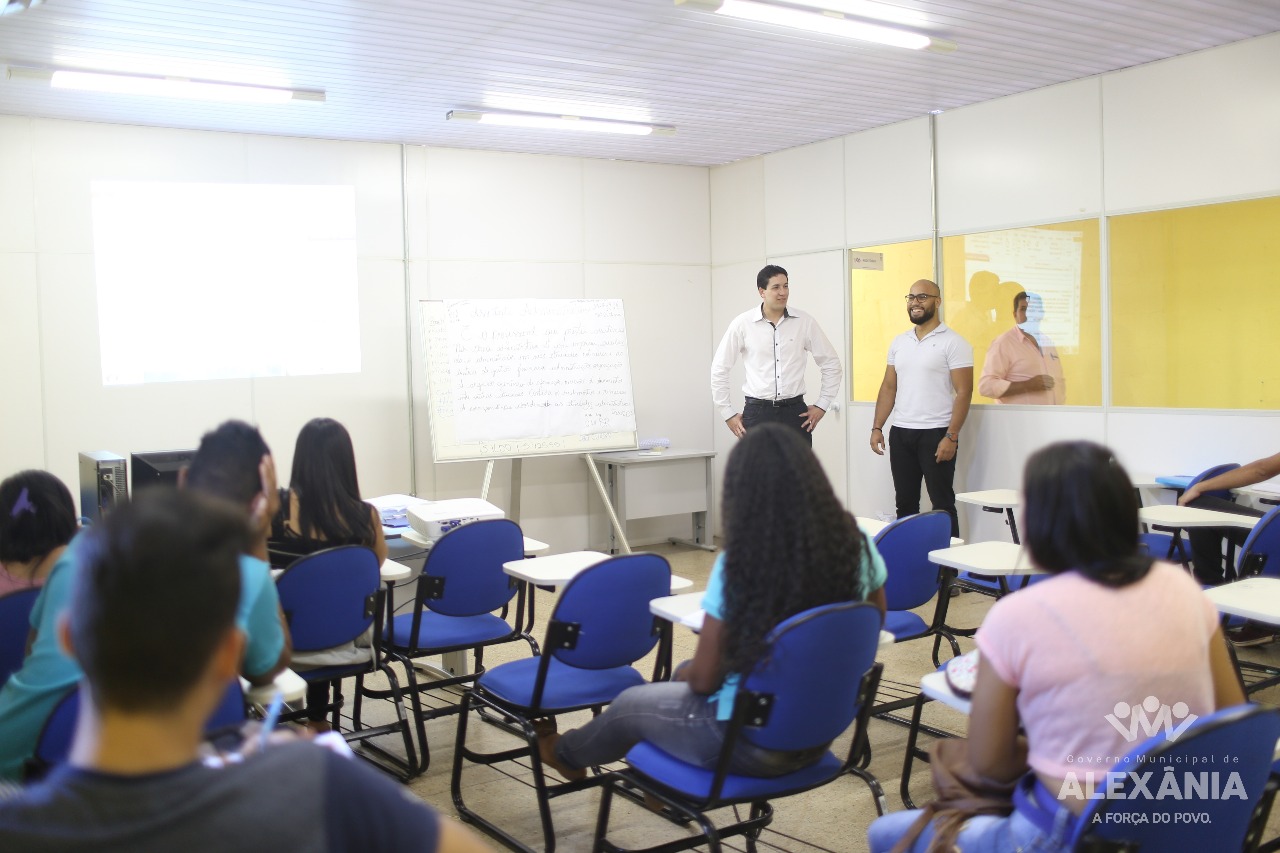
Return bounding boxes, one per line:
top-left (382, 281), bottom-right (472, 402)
top-left (909, 306), bottom-right (935, 326)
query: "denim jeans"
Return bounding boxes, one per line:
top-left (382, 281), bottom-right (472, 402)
top-left (554, 682), bottom-right (825, 776)
top-left (866, 805), bottom-right (1075, 853)
top-left (888, 425), bottom-right (959, 538)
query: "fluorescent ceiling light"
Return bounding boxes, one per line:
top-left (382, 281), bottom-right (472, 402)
top-left (447, 109), bottom-right (674, 137)
top-left (676, 0), bottom-right (955, 52)
top-left (1, 0), bottom-right (44, 16)
top-left (6, 66), bottom-right (323, 103)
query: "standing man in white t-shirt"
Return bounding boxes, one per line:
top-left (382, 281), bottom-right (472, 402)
top-left (870, 279), bottom-right (973, 537)
top-left (710, 265), bottom-right (842, 447)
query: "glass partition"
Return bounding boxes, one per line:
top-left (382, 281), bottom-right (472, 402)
top-left (941, 219), bottom-right (1102, 406)
top-left (849, 239), bottom-right (934, 402)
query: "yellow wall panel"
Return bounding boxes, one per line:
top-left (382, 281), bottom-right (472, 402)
top-left (849, 239), bottom-right (934, 401)
top-left (1110, 196), bottom-right (1280, 409)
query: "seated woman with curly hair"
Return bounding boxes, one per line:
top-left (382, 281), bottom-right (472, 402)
top-left (538, 422), bottom-right (887, 780)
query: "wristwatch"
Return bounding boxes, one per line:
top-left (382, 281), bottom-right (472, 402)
top-left (945, 432), bottom-right (958, 443)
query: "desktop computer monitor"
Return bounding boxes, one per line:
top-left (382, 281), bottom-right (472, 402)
top-left (131, 449), bottom-right (196, 493)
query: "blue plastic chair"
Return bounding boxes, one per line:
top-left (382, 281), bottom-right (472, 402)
top-left (1236, 506), bottom-right (1280, 580)
top-left (25, 678), bottom-right (249, 781)
top-left (1148, 463), bottom-right (1242, 565)
top-left (276, 544), bottom-right (419, 779)
top-left (384, 518), bottom-right (534, 774)
top-left (592, 601), bottom-right (886, 853)
top-left (452, 552), bottom-right (671, 853)
top-left (1070, 703), bottom-right (1280, 852)
top-left (875, 511), bottom-right (960, 668)
top-left (0, 587), bottom-right (41, 689)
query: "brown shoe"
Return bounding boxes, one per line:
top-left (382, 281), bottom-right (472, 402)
top-left (537, 731), bottom-right (586, 781)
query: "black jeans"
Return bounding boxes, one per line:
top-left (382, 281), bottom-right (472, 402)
top-left (888, 426), bottom-right (959, 538)
top-left (742, 397), bottom-right (811, 446)
top-left (1185, 494), bottom-right (1262, 585)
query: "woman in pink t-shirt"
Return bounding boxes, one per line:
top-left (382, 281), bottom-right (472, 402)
top-left (868, 442), bottom-right (1244, 853)
top-left (0, 471), bottom-right (77, 596)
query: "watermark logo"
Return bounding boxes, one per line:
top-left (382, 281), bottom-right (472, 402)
top-left (1105, 696), bottom-right (1198, 743)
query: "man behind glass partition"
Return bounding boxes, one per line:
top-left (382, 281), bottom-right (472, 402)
top-left (978, 290), bottom-right (1065, 405)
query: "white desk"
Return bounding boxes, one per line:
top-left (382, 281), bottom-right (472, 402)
top-left (503, 551), bottom-right (693, 592)
top-left (271, 557), bottom-right (412, 584)
top-left (920, 669), bottom-right (972, 714)
top-left (397, 526), bottom-right (548, 558)
top-left (955, 489), bottom-right (1021, 543)
top-left (928, 541), bottom-right (1039, 576)
top-left (1138, 504), bottom-right (1261, 530)
top-left (856, 516), bottom-right (964, 547)
top-left (1205, 578), bottom-right (1280, 625)
top-left (1237, 486), bottom-right (1280, 507)
top-left (647, 592), bottom-right (894, 648)
top-left (241, 667), bottom-right (307, 705)
top-left (588, 450), bottom-right (716, 554)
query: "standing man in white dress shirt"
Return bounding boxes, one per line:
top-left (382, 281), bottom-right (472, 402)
top-left (870, 278), bottom-right (973, 537)
top-left (710, 265), bottom-right (842, 447)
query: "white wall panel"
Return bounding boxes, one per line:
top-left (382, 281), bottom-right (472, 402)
top-left (245, 135), bottom-right (404, 260)
top-left (423, 148), bottom-right (583, 262)
top-left (29, 119), bottom-right (248, 255)
top-left (1103, 32), bottom-right (1280, 212)
top-left (585, 263), bottom-right (713, 545)
top-left (252, 259), bottom-right (411, 499)
top-left (583, 160), bottom-right (709, 265)
top-left (1107, 411), bottom-right (1279, 496)
top-left (763, 138), bottom-right (845, 256)
top-left (0, 116), bottom-right (36, 254)
top-left (709, 157), bottom-right (765, 266)
top-left (0, 253), bottom-right (45, 473)
top-left (844, 117), bottom-right (933, 248)
top-left (936, 78), bottom-right (1102, 233)
top-left (36, 252), bottom-right (256, 514)
top-left (709, 260), bottom-right (763, 535)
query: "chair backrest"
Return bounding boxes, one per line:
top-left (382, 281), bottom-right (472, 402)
top-left (276, 545), bottom-right (381, 652)
top-left (418, 519), bottom-right (522, 618)
top-left (1072, 703), bottom-right (1280, 851)
top-left (733, 601), bottom-right (881, 753)
top-left (206, 678), bottom-right (247, 732)
top-left (32, 686), bottom-right (81, 770)
top-left (31, 679), bottom-right (252, 777)
top-left (547, 553), bottom-right (671, 670)
top-left (0, 586), bottom-right (41, 688)
top-left (875, 511), bottom-right (952, 611)
top-left (1188, 462), bottom-right (1241, 501)
top-left (1238, 506), bottom-right (1280, 578)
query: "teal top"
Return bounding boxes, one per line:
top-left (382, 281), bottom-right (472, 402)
top-left (701, 539), bottom-right (887, 721)
top-left (0, 533), bottom-right (285, 780)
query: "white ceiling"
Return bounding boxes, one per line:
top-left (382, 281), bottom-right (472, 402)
top-left (1, 0), bottom-right (1278, 166)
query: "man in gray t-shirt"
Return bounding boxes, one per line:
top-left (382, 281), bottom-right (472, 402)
top-left (0, 489), bottom-right (488, 853)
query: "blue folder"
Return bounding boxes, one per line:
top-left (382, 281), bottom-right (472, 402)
top-left (1155, 475), bottom-right (1193, 489)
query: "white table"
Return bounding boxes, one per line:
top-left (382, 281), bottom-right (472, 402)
top-left (928, 541), bottom-right (1038, 576)
top-left (1205, 577), bottom-right (1280, 625)
top-left (1237, 486), bottom-right (1280, 507)
top-left (856, 516), bottom-right (964, 546)
top-left (270, 557), bottom-right (413, 584)
top-left (503, 551), bottom-right (693, 592)
top-left (648, 591), bottom-right (894, 648)
top-left (1138, 504), bottom-right (1261, 530)
top-left (588, 449), bottom-right (716, 554)
top-left (242, 667), bottom-right (308, 705)
top-left (955, 489), bottom-right (1021, 543)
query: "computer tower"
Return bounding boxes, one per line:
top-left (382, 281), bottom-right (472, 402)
top-left (78, 451), bottom-right (127, 524)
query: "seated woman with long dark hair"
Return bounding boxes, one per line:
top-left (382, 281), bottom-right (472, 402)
top-left (538, 423), bottom-right (887, 780)
top-left (867, 441), bottom-right (1243, 853)
top-left (0, 471), bottom-right (77, 596)
top-left (269, 417), bottom-right (387, 727)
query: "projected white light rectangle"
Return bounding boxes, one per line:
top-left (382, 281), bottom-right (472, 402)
top-left (91, 181), bottom-right (361, 385)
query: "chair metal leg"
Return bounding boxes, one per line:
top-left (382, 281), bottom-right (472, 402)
top-left (900, 691), bottom-right (932, 810)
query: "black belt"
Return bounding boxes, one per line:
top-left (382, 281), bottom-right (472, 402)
top-left (745, 395), bottom-right (805, 408)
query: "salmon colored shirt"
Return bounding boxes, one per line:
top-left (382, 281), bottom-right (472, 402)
top-left (975, 562), bottom-right (1219, 780)
top-left (978, 325), bottom-right (1065, 405)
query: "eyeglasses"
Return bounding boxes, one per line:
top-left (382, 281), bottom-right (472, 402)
top-left (905, 294), bottom-right (938, 304)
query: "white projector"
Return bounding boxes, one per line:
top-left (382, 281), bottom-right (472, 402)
top-left (407, 498), bottom-right (505, 542)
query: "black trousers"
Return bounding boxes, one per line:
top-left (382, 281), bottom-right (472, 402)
top-left (888, 426), bottom-right (959, 538)
top-left (1186, 494), bottom-right (1262, 585)
top-left (742, 397), bottom-right (811, 446)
